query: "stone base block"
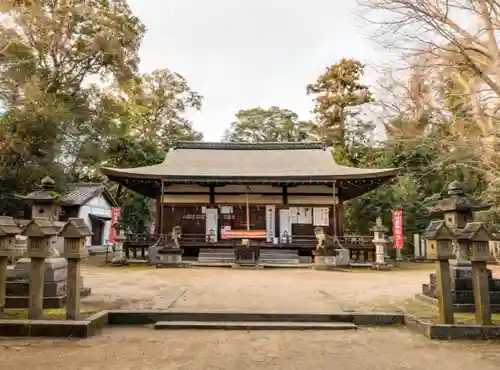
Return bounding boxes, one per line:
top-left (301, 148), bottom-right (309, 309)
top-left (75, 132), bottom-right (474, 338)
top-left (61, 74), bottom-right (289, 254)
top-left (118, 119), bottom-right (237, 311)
top-left (313, 255), bottom-right (337, 270)
top-left (6, 280), bottom-right (68, 297)
top-left (449, 265), bottom-right (493, 279)
top-left (422, 284), bottom-right (500, 304)
top-left (415, 293), bottom-right (500, 313)
top-left (372, 263), bottom-right (391, 271)
top-left (5, 287), bottom-right (91, 309)
top-left (8, 257), bottom-right (68, 282)
top-left (429, 273), bottom-right (500, 291)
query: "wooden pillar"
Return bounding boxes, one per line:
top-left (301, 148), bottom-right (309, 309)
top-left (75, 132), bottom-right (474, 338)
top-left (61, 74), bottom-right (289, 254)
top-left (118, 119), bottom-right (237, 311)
top-left (0, 256), bottom-right (7, 312)
top-left (435, 259), bottom-right (454, 324)
top-left (471, 261), bottom-right (492, 325)
top-left (155, 194), bottom-right (162, 235)
top-left (28, 257), bottom-right (45, 320)
top-left (66, 258), bottom-right (81, 320)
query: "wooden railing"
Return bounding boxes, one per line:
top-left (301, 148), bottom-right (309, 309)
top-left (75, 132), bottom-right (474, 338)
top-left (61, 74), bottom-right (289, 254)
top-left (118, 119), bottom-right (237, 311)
top-left (124, 232), bottom-right (374, 248)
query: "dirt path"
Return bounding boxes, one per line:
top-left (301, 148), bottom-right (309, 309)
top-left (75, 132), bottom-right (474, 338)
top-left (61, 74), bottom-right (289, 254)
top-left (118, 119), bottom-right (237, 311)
top-left (1, 327), bottom-right (499, 370)
top-left (80, 265), bottom-right (434, 312)
top-left (3, 264), bottom-right (500, 370)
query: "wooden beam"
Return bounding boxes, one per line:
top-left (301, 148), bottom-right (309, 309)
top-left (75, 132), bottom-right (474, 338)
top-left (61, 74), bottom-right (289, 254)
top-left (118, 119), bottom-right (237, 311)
top-left (161, 191), bottom-right (332, 197)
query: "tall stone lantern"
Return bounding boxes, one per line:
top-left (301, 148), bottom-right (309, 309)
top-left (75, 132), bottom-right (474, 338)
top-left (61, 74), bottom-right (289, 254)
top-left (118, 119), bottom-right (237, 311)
top-left (419, 180), bottom-right (500, 313)
top-left (427, 181), bottom-right (490, 266)
top-left (371, 218), bottom-right (389, 270)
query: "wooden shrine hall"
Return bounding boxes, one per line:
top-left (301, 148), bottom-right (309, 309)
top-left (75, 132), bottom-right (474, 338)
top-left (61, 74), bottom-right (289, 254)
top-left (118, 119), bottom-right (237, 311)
top-left (101, 141), bottom-right (398, 263)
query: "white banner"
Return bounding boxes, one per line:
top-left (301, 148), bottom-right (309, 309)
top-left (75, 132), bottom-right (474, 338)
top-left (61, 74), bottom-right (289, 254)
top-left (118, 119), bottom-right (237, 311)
top-left (279, 209), bottom-right (292, 243)
top-left (205, 208), bottom-right (218, 242)
top-left (313, 207), bottom-right (330, 226)
top-left (265, 205), bottom-right (276, 242)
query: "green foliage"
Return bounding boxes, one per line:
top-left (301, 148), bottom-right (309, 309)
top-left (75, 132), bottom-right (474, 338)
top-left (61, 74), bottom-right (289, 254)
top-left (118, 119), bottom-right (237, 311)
top-left (307, 58), bottom-right (373, 150)
top-left (223, 106), bottom-right (311, 142)
top-left (0, 1), bottom-right (202, 233)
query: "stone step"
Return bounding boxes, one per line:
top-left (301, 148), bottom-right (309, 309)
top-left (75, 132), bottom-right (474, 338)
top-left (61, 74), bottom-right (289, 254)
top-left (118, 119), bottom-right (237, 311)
top-left (199, 249), bottom-right (233, 253)
top-left (198, 258), bottom-right (235, 263)
top-left (260, 250), bottom-right (298, 255)
top-left (259, 259), bottom-right (300, 265)
top-left (153, 321), bottom-right (358, 331)
top-left (198, 253), bottom-right (234, 258)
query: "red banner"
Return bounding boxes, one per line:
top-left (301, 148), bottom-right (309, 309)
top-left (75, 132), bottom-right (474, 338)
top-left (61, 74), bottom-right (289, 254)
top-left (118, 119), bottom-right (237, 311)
top-left (108, 207), bottom-right (121, 244)
top-left (392, 209), bottom-right (404, 249)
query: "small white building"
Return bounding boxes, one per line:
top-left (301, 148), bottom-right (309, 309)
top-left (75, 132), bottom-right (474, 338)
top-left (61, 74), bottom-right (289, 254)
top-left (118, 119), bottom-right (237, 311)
top-left (60, 183), bottom-right (119, 249)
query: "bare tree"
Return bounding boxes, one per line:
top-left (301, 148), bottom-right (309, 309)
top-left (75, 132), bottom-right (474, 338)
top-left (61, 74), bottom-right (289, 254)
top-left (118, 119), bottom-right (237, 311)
top-left (358, 0), bottom-right (500, 204)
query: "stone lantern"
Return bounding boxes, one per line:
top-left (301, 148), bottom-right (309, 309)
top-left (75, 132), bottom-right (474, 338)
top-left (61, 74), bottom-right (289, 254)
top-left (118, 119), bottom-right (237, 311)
top-left (0, 216), bottom-right (21, 312)
top-left (17, 176), bottom-right (61, 222)
top-left (60, 218), bottom-right (92, 320)
top-left (456, 222), bottom-right (491, 262)
top-left (419, 180), bottom-right (500, 317)
top-left (60, 218), bottom-right (91, 259)
top-left (424, 221), bottom-right (455, 260)
top-left (427, 181), bottom-right (491, 264)
top-left (423, 220), bottom-right (455, 324)
top-left (371, 217), bottom-right (389, 270)
top-left (22, 217), bottom-right (59, 319)
top-left (456, 222), bottom-right (493, 324)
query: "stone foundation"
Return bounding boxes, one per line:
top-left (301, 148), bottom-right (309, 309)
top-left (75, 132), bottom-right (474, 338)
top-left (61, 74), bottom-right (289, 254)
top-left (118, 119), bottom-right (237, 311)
top-left (155, 248), bottom-right (184, 268)
top-left (421, 265), bottom-right (500, 310)
top-left (6, 257), bottom-right (91, 308)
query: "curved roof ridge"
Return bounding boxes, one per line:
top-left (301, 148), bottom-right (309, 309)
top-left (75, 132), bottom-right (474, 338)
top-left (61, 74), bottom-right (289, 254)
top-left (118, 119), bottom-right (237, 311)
top-left (172, 141), bottom-right (327, 150)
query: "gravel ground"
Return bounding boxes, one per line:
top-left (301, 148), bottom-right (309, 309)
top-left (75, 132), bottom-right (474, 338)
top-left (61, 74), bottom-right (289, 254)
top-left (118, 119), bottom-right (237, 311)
top-left (1, 327), bottom-right (500, 370)
top-left (2, 264), bottom-right (500, 370)
top-left (80, 264), bottom-right (437, 312)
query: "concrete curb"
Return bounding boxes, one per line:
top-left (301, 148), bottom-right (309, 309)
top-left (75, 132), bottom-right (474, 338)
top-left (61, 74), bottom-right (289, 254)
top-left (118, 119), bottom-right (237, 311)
top-left (0, 309), bottom-right (108, 338)
top-left (106, 311), bottom-right (405, 326)
top-left (2, 310), bottom-right (500, 340)
top-left (404, 314), bottom-right (500, 340)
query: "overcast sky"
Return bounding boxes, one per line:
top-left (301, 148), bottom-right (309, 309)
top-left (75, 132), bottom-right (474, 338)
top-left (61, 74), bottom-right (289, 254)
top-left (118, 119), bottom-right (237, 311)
top-left (127, 0), bottom-right (383, 141)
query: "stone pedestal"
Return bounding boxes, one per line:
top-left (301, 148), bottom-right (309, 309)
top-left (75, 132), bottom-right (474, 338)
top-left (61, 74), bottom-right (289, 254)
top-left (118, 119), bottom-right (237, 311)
top-left (313, 254), bottom-right (337, 270)
top-left (154, 248), bottom-right (184, 268)
top-left (372, 241), bottom-right (390, 270)
top-left (335, 249), bottom-right (350, 267)
top-left (234, 246), bottom-right (259, 266)
top-left (420, 265), bottom-right (500, 312)
top-left (5, 257), bottom-right (91, 308)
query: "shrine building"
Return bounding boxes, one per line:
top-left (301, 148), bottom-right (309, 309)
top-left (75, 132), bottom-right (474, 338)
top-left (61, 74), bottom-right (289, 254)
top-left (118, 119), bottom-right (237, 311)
top-left (101, 141), bottom-right (398, 260)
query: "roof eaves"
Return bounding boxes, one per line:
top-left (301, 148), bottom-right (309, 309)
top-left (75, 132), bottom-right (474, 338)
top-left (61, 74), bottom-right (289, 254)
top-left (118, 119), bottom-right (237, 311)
top-left (172, 141), bottom-right (328, 150)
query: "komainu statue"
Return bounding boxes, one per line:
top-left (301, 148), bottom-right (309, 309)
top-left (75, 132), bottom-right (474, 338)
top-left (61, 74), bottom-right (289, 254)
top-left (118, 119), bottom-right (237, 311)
top-left (171, 225), bottom-right (182, 248)
top-left (315, 227), bottom-right (326, 252)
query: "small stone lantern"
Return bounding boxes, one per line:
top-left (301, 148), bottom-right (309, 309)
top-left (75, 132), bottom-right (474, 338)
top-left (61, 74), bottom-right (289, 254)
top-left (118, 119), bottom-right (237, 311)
top-left (60, 218), bottom-right (92, 320)
top-left (22, 217), bottom-right (59, 319)
top-left (423, 220), bottom-right (455, 324)
top-left (456, 221), bottom-right (492, 325)
top-left (0, 216), bottom-right (22, 256)
top-left (60, 218), bottom-right (91, 259)
top-left (456, 222), bottom-right (491, 262)
top-left (371, 218), bottom-right (389, 270)
top-left (424, 220), bottom-right (455, 260)
top-left (0, 216), bottom-right (21, 312)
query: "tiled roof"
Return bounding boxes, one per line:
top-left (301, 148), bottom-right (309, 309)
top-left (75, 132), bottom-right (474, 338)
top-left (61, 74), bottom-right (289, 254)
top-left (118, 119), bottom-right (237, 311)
top-left (101, 141), bottom-right (399, 181)
top-left (62, 183), bottom-right (118, 207)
